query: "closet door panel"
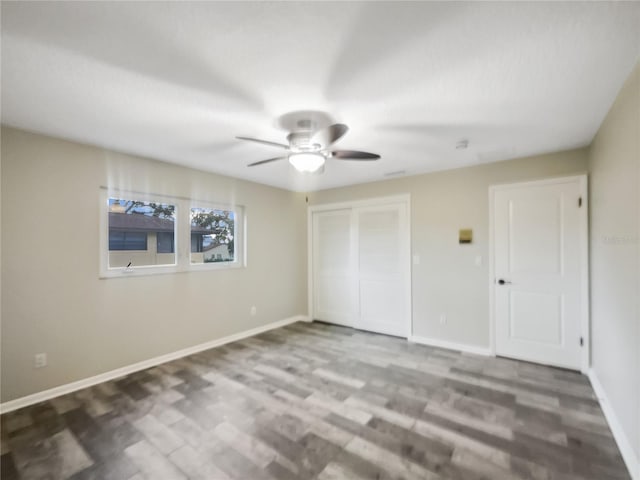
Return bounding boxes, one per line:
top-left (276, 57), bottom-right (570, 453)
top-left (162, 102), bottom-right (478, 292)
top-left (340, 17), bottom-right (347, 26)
top-left (312, 209), bottom-right (355, 326)
top-left (356, 204), bottom-right (409, 337)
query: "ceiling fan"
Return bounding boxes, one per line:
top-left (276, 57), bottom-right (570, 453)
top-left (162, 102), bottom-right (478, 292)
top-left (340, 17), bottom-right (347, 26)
top-left (237, 120), bottom-right (380, 173)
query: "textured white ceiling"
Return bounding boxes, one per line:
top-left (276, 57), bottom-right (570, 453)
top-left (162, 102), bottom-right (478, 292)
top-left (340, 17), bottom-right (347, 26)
top-left (2, 1), bottom-right (639, 192)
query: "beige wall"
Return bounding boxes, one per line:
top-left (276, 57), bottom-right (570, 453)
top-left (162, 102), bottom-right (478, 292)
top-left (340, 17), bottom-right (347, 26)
top-left (308, 149), bottom-right (588, 348)
top-left (588, 62), bottom-right (639, 463)
top-left (0, 127), bottom-right (308, 402)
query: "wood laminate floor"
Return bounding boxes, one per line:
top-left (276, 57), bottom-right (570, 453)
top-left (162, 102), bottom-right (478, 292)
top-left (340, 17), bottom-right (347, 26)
top-left (0, 321), bottom-right (630, 480)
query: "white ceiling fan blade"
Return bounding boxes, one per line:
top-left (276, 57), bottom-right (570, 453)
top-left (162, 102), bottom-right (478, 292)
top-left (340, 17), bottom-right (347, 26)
top-left (312, 123), bottom-right (348, 146)
top-left (247, 156), bottom-right (287, 167)
top-left (236, 136), bottom-right (289, 150)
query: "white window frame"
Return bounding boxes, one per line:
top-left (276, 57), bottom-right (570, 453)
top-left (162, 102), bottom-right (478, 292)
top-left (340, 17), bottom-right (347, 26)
top-left (99, 188), bottom-right (245, 278)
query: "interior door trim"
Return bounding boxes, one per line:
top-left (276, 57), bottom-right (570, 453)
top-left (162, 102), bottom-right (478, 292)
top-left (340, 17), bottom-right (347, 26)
top-left (308, 194), bottom-right (412, 338)
top-left (488, 174), bottom-right (589, 373)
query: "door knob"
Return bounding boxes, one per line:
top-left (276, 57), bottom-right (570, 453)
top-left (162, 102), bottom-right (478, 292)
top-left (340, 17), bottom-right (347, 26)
top-left (497, 279), bottom-right (512, 285)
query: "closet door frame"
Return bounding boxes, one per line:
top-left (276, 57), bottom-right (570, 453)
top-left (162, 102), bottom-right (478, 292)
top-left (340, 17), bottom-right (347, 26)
top-left (308, 194), bottom-right (412, 338)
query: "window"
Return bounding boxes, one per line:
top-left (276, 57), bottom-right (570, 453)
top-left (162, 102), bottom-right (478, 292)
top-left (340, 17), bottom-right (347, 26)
top-left (191, 234), bottom-right (203, 253)
top-left (106, 197), bottom-right (176, 269)
top-left (157, 232), bottom-right (174, 254)
top-left (100, 190), bottom-right (244, 277)
top-left (109, 231), bottom-right (147, 251)
top-left (190, 207), bottom-right (236, 265)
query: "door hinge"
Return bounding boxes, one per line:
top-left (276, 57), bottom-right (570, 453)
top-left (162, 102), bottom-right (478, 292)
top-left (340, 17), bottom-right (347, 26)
top-left (580, 337), bottom-right (584, 347)
top-left (578, 197), bottom-right (583, 207)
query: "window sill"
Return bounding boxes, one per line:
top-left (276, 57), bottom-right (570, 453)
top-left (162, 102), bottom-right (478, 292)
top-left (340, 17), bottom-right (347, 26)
top-left (99, 262), bottom-right (244, 279)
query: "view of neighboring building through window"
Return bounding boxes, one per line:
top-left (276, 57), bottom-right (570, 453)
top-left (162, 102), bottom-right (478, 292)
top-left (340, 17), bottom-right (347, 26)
top-left (190, 207), bottom-right (235, 264)
top-left (108, 198), bottom-right (176, 268)
top-left (109, 231), bottom-right (147, 251)
top-left (156, 232), bottom-right (174, 254)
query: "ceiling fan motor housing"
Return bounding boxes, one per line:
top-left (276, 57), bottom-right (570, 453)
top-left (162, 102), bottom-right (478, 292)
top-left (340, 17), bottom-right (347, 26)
top-left (287, 131), bottom-right (322, 154)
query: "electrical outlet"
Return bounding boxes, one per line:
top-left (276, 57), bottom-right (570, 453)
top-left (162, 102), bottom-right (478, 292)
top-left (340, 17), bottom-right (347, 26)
top-left (250, 306), bottom-right (257, 316)
top-left (439, 314), bottom-right (447, 325)
top-left (34, 353), bottom-right (47, 368)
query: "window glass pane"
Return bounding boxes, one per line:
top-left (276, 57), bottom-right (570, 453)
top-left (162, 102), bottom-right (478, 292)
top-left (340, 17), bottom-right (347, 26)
top-left (108, 198), bottom-right (176, 268)
top-left (190, 207), bottom-right (235, 264)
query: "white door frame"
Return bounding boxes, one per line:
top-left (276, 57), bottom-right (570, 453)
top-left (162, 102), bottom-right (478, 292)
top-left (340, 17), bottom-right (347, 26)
top-left (308, 194), bottom-right (412, 338)
top-left (489, 174), bottom-right (590, 373)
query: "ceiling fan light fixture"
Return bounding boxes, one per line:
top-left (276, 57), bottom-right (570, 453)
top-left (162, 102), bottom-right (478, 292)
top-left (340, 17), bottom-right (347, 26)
top-left (288, 152), bottom-right (325, 173)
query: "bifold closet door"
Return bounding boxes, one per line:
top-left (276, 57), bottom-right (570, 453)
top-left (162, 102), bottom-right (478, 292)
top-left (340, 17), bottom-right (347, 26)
top-left (355, 203), bottom-right (409, 337)
top-left (312, 209), bottom-right (355, 326)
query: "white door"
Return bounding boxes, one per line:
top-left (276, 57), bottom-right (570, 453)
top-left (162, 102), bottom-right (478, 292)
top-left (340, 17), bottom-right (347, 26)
top-left (312, 209), bottom-right (355, 326)
top-left (355, 203), bottom-right (409, 337)
top-left (492, 177), bottom-right (586, 370)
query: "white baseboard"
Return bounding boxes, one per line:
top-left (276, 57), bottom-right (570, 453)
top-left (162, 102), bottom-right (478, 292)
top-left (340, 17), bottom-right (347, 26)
top-left (588, 369), bottom-right (639, 480)
top-left (409, 335), bottom-right (492, 356)
top-left (0, 315), bottom-right (309, 415)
